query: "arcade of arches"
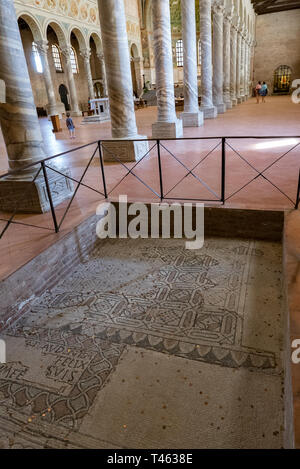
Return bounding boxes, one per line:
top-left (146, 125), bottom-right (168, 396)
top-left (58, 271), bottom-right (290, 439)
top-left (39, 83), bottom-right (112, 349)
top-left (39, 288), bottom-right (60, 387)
top-left (0, 0), bottom-right (300, 450)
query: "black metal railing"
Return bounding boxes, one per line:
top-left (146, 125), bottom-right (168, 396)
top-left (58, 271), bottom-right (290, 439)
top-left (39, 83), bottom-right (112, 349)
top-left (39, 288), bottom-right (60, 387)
top-left (0, 135), bottom-right (299, 239)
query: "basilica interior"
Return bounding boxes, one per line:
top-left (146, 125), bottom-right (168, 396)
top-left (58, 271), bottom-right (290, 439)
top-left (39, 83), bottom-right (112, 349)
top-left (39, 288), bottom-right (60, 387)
top-left (0, 0), bottom-right (299, 450)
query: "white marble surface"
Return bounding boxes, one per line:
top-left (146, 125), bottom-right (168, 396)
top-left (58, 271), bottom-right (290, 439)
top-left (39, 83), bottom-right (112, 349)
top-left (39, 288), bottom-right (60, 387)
top-left (230, 23), bottom-right (238, 106)
top-left (213, 1), bottom-right (226, 114)
top-left (199, 0), bottom-right (217, 118)
top-left (151, 0), bottom-right (182, 137)
top-left (61, 46), bottom-right (81, 116)
top-left (0, 0), bottom-right (46, 171)
top-left (223, 14), bottom-right (232, 109)
top-left (81, 49), bottom-right (95, 99)
top-left (97, 53), bottom-right (108, 97)
top-left (36, 40), bottom-right (60, 116)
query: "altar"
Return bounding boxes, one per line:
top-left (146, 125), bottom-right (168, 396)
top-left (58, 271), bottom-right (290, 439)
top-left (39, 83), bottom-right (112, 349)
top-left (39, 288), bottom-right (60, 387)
top-left (90, 98), bottom-right (110, 120)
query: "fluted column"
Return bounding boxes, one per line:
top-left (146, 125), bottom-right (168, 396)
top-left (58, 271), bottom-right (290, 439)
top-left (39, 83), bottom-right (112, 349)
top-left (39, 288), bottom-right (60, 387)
top-left (35, 40), bottom-right (59, 116)
top-left (212, 1), bottom-right (226, 114)
top-left (61, 46), bottom-right (81, 116)
top-left (151, 0), bottom-right (183, 138)
top-left (180, 0), bottom-right (203, 127)
top-left (97, 0), bottom-right (148, 161)
top-left (236, 26), bottom-right (242, 104)
top-left (96, 53), bottom-right (108, 97)
top-left (230, 22), bottom-right (238, 106)
top-left (199, 0), bottom-right (217, 118)
top-left (223, 13), bottom-right (232, 109)
top-left (0, 0), bottom-right (72, 213)
top-left (80, 49), bottom-right (95, 99)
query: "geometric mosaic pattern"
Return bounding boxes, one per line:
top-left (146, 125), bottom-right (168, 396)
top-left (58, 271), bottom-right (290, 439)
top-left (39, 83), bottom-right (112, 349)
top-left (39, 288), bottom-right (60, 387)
top-left (0, 237), bottom-right (283, 447)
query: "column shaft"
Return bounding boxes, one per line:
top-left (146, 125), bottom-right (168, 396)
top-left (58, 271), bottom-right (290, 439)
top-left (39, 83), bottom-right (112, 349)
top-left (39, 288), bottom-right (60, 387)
top-left (239, 35), bottom-right (245, 101)
top-left (81, 49), bottom-right (95, 99)
top-left (97, 53), bottom-right (108, 97)
top-left (223, 15), bottom-right (232, 109)
top-left (0, 0), bottom-right (45, 171)
top-left (151, 0), bottom-right (182, 137)
top-left (61, 46), bottom-right (81, 116)
top-left (97, 0), bottom-right (148, 161)
top-left (236, 30), bottom-right (242, 103)
top-left (199, 0), bottom-right (217, 118)
top-left (213, 2), bottom-right (226, 113)
top-left (36, 40), bottom-right (59, 116)
top-left (180, 0), bottom-right (203, 126)
top-left (230, 25), bottom-right (237, 106)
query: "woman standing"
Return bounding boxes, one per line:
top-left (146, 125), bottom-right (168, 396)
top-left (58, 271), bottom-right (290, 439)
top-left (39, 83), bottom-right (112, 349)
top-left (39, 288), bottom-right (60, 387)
top-left (260, 82), bottom-right (268, 103)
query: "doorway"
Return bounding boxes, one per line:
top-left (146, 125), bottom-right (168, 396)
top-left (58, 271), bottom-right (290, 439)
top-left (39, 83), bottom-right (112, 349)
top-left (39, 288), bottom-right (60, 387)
top-left (273, 65), bottom-right (292, 94)
top-left (59, 84), bottom-right (70, 110)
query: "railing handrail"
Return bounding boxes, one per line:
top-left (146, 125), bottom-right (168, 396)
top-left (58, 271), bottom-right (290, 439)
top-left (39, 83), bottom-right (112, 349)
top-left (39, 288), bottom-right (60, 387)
top-left (0, 135), bottom-right (299, 180)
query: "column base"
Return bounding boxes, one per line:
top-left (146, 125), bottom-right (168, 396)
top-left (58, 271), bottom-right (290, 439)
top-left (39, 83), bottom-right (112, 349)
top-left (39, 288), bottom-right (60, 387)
top-left (0, 167), bottom-right (73, 214)
top-left (231, 98), bottom-right (238, 106)
top-left (237, 96), bottom-right (243, 104)
top-left (200, 106), bottom-right (218, 119)
top-left (152, 119), bottom-right (183, 139)
top-left (224, 101), bottom-right (232, 110)
top-left (180, 111), bottom-right (204, 127)
top-left (70, 111), bottom-right (82, 117)
top-left (215, 103), bottom-right (226, 114)
top-left (102, 136), bottom-right (149, 162)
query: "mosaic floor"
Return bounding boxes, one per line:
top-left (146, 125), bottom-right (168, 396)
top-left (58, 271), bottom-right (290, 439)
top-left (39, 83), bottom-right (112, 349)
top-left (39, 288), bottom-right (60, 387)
top-left (0, 237), bottom-right (285, 448)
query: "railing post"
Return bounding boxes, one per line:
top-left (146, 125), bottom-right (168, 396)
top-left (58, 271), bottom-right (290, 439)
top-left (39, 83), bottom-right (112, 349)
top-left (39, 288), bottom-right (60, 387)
top-left (221, 137), bottom-right (226, 204)
top-left (98, 140), bottom-right (108, 198)
top-left (157, 140), bottom-right (164, 201)
top-left (41, 161), bottom-right (59, 233)
top-left (296, 169), bottom-right (300, 210)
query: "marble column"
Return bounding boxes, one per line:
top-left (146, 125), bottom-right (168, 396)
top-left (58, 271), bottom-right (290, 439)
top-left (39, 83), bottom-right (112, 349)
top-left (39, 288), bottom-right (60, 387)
top-left (223, 13), bottom-right (232, 109)
top-left (61, 46), bottom-right (81, 116)
top-left (230, 23), bottom-right (238, 106)
top-left (199, 0), bottom-right (217, 118)
top-left (212, 1), bottom-right (226, 114)
top-left (80, 49), bottom-right (95, 99)
top-left (132, 57), bottom-right (144, 98)
top-left (180, 0), bottom-right (203, 127)
top-left (97, 0), bottom-right (148, 161)
top-left (151, 0), bottom-right (183, 138)
top-left (236, 26), bottom-right (242, 104)
top-left (35, 40), bottom-right (60, 116)
top-left (239, 31), bottom-right (246, 102)
top-left (244, 38), bottom-right (251, 98)
top-left (0, 0), bottom-right (72, 213)
top-left (96, 53), bottom-right (108, 97)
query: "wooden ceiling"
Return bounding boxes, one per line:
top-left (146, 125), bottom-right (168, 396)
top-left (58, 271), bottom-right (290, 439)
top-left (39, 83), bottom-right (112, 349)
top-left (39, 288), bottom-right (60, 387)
top-left (252, 0), bottom-right (300, 14)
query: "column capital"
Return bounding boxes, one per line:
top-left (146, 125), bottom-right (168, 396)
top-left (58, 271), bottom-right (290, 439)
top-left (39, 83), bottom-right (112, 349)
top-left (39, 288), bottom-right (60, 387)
top-left (212, 0), bottom-right (225, 15)
top-left (60, 45), bottom-right (72, 61)
top-left (80, 48), bottom-right (91, 61)
top-left (96, 52), bottom-right (104, 61)
top-left (35, 39), bottom-right (49, 56)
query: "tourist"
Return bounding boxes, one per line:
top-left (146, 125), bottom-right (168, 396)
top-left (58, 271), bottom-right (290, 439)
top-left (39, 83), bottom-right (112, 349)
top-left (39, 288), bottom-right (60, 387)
top-left (255, 81), bottom-right (262, 104)
top-left (66, 112), bottom-right (75, 139)
top-left (260, 81), bottom-right (268, 103)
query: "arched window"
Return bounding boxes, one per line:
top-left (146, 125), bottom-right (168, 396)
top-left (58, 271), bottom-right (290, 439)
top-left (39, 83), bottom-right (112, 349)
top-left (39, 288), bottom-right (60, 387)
top-left (175, 39), bottom-right (183, 67)
top-left (70, 46), bottom-right (79, 74)
top-left (51, 44), bottom-right (63, 72)
top-left (32, 42), bottom-right (43, 73)
top-left (198, 39), bottom-right (202, 65)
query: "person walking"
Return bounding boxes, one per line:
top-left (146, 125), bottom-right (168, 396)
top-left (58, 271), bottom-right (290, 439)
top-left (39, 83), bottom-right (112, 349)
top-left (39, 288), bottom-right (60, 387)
top-left (255, 81), bottom-right (262, 104)
top-left (66, 112), bottom-right (76, 139)
top-left (260, 81), bottom-right (268, 103)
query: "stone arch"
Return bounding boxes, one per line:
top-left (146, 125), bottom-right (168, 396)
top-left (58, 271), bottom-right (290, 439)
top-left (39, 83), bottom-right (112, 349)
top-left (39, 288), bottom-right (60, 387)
top-left (45, 20), bottom-right (68, 48)
top-left (89, 32), bottom-right (102, 54)
top-left (69, 27), bottom-right (87, 51)
top-left (130, 42), bottom-right (139, 58)
top-left (17, 12), bottom-right (43, 42)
